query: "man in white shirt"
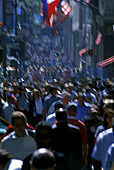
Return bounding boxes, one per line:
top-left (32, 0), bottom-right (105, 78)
top-left (2, 93), bottom-right (15, 124)
top-left (1, 111), bottom-right (37, 160)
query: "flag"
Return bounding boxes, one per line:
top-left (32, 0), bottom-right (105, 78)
top-left (87, 0), bottom-right (91, 3)
top-left (61, 0), bottom-right (72, 17)
top-left (95, 32), bottom-right (102, 45)
top-left (41, 0), bottom-right (61, 27)
top-left (52, 0), bottom-right (72, 34)
top-left (79, 48), bottom-right (88, 56)
top-left (96, 56), bottom-right (114, 68)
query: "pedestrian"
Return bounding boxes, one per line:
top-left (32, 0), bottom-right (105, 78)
top-left (91, 115), bottom-right (114, 170)
top-left (22, 120), bottom-right (70, 170)
top-left (52, 108), bottom-right (82, 169)
top-left (42, 85), bottom-right (61, 120)
top-left (67, 103), bottom-right (88, 167)
top-left (28, 88), bottom-right (43, 126)
top-left (74, 92), bottom-right (91, 122)
top-left (30, 148), bottom-right (55, 170)
top-left (2, 93), bottom-right (15, 124)
top-left (1, 111), bottom-right (37, 160)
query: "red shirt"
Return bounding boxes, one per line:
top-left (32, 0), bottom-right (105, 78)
top-left (67, 116), bottom-right (88, 142)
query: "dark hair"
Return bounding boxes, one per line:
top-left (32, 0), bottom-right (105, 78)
top-left (31, 148), bottom-right (55, 169)
top-left (0, 149), bottom-right (13, 165)
top-left (54, 102), bottom-right (64, 112)
top-left (49, 85), bottom-right (57, 93)
top-left (11, 111), bottom-right (27, 125)
top-left (56, 108), bottom-right (67, 121)
top-left (35, 121), bottom-right (52, 139)
top-left (67, 104), bottom-right (77, 112)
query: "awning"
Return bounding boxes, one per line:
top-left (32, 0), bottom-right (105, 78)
top-left (96, 56), bottom-right (114, 68)
top-left (79, 48), bottom-right (93, 56)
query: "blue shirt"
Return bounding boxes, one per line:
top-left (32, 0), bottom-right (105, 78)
top-left (46, 112), bottom-right (56, 126)
top-left (104, 143), bottom-right (114, 170)
top-left (94, 125), bottom-right (106, 138)
top-left (43, 94), bottom-right (62, 113)
top-left (91, 128), bottom-right (114, 169)
top-left (75, 101), bottom-right (91, 122)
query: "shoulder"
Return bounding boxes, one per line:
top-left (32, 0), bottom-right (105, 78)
top-left (96, 125), bottom-right (104, 131)
top-left (98, 128), bottom-right (113, 141)
top-left (78, 120), bottom-right (86, 127)
top-left (2, 131), bottom-right (15, 142)
top-left (3, 102), bottom-right (9, 110)
top-left (47, 113), bottom-right (56, 120)
top-left (27, 129), bottom-right (35, 138)
top-left (44, 94), bottom-right (51, 102)
top-left (84, 102), bottom-right (91, 107)
top-left (68, 123), bottom-right (80, 131)
top-left (7, 159), bottom-right (23, 170)
top-left (55, 94), bottom-right (62, 99)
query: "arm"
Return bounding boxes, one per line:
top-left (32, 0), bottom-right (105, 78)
top-left (82, 140), bottom-right (88, 166)
top-left (42, 108), bottom-right (47, 120)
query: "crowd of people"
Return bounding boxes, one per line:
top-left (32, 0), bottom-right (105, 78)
top-left (0, 73), bottom-right (113, 169)
top-left (0, 28), bottom-right (114, 170)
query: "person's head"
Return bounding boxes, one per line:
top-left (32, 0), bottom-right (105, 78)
top-left (30, 148), bottom-right (55, 170)
top-left (103, 108), bottom-right (114, 128)
top-left (19, 86), bottom-right (25, 96)
top-left (77, 92), bottom-right (84, 105)
top-left (54, 102), bottom-right (64, 112)
top-left (7, 93), bottom-right (15, 104)
top-left (49, 85), bottom-right (57, 96)
top-left (103, 99), bottom-right (114, 111)
top-left (85, 86), bottom-right (91, 93)
top-left (35, 121), bottom-right (53, 149)
top-left (55, 108), bottom-right (67, 122)
top-left (0, 149), bottom-right (13, 170)
top-left (67, 104), bottom-right (77, 117)
top-left (89, 107), bottom-right (99, 120)
top-left (68, 83), bottom-right (74, 92)
top-left (33, 89), bottom-right (40, 99)
top-left (64, 83), bottom-right (69, 92)
top-left (62, 92), bottom-right (71, 105)
top-left (11, 111), bottom-right (27, 137)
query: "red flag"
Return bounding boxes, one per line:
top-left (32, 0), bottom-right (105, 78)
top-left (95, 33), bottom-right (102, 45)
top-left (45, 0), bottom-right (61, 27)
top-left (52, 0), bottom-right (72, 34)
